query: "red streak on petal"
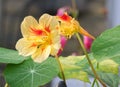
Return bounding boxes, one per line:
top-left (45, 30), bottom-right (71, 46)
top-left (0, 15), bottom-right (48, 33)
top-left (30, 43), bottom-right (37, 47)
top-left (30, 27), bottom-right (43, 36)
top-left (59, 13), bottom-right (71, 22)
top-left (45, 26), bottom-right (50, 33)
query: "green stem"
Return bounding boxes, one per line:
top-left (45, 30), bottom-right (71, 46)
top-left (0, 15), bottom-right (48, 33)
top-left (4, 83), bottom-right (8, 87)
top-left (92, 79), bottom-right (100, 87)
top-left (96, 79), bottom-right (100, 87)
top-left (71, 0), bottom-right (76, 10)
top-left (71, 0), bottom-right (78, 19)
top-left (55, 55), bottom-right (67, 87)
top-left (92, 78), bottom-right (96, 87)
top-left (76, 33), bottom-right (106, 87)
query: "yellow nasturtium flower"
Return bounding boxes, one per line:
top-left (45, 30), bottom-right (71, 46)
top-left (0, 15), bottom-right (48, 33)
top-left (57, 13), bottom-right (95, 39)
top-left (16, 14), bottom-right (61, 63)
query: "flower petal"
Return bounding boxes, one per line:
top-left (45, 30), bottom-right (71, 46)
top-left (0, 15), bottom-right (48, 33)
top-left (32, 46), bottom-right (51, 63)
top-left (21, 16), bottom-right (39, 37)
top-left (39, 14), bottom-right (59, 31)
top-left (58, 13), bottom-right (72, 22)
top-left (51, 43), bottom-right (61, 56)
top-left (15, 38), bottom-right (37, 56)
top-left (39, 14), bottom-right (52, 27)
top-left (50, 30), bottom-right (61, 55)
top-left (51, 30), bottom-right (60, 43)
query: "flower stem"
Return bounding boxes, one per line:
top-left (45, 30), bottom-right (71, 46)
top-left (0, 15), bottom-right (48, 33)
top-left (92, 78), bottom-right (96, 87)
top-left (92, 78), bottom-right (100, 87)
top-left (55, 55), bottom-right (67, 87)
top-left (96, 79), bottom-right (100, 87)
top-left (76, 33), bottom-right (106, 87)
top-left (71, 0), bottom-right (76, 10)
top-left (4, 83), bottom-right (8, 87)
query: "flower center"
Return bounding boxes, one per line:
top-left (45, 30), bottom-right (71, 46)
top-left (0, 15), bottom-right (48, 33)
top-left (30, 26), bottom-right (52, 48)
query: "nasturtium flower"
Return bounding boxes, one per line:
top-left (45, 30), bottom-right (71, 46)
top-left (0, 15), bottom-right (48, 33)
top-left (57, 13), bottom-right (95, 39)
top-left (16, 14), bottom-right (61, 63)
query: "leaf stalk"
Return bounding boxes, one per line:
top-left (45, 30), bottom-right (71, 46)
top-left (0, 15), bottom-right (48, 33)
top-left (55, 55), bottom-right (67, 87)
top-left (76, 33), bottom-right (106, 87)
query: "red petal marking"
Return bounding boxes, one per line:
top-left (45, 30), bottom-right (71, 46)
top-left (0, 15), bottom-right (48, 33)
top-left (30, 43), bottom-right (37, 47)
top-left (30, 27), bottom-right (43, 36)
top-left (59, 13), bottom-right (71, 22)
top-left (45, 26), bottom-right (50, 33)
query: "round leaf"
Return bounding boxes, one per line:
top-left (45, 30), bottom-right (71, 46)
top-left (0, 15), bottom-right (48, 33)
top-left (92, 26), bottom-right (120, 64)
top-left (4, 58), bottom-right (59, 87)
top-left (0, 47), bottom-right (26, 64)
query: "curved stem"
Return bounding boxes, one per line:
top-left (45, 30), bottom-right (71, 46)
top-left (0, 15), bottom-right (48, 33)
top-left (55, 55), bottom-right (67, 87)
top-left (4, 83), bottom-right (8, 87)
top-left (76, 33), bottom-right (106, 87)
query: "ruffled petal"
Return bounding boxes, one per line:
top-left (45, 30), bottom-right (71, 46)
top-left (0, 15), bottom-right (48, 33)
top-left (15, 38), bottom-right (37, 56)
top-left (50, 30), bottom-right (61, 55)
top-left (39, 14), bottom-right (53, 27)
top-left (32, 45), bottom-right (51, 63)
top-left (39, 14), bottom-right (59, 31)
top-left (51, 30), bottom-right (60, 43)
top-left (51, 43), bottom-right (61, 56)
top-left (21, 16), bottom-right (39, 37)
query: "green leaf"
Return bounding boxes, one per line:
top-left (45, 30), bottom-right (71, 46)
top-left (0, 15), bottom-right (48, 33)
top-left (4, 58), bottom-right (59, 87)
top-left (0, 47), bottom-right (26, 64)
top-left (92, 26), bottom-right (120, 64)
top-left (59, 56), bottom-right (90, 82)
top-left (86, 69), bottom-right (119, 87)
top-left (98, 59), bottom-right (119, 74)
top-left (98, 72), bottom-right (119, 87)
top-left (59, 54), bottom-right (119, 85)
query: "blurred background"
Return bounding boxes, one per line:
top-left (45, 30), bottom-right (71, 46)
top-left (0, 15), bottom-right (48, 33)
top-left (0, 0), bottom-right (107, 54)
top-left (0, 0), bottom-right (120, 87)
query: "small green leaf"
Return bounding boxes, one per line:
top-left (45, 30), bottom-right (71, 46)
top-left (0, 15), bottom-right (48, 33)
top-left (64, 70), bottom-right (90, 83)
top-left (92, 26), bottom-right (120, 64)
top-left (4, 58), bottom-right (59, 87)
top-left (98, 59), bottom-right (119, 74)
top-left (0, 47), bottom-right (26, 64)
top-left (59, 56), bottom-right (90, 82)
